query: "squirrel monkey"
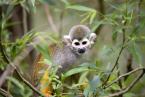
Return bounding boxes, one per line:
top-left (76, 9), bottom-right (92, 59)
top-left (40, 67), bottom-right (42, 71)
top-left (32, 25), bottom-right (97, 96)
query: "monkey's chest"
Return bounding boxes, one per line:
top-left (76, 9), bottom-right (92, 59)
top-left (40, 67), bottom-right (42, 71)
top-left (52, 48), bottom-right (79, 72)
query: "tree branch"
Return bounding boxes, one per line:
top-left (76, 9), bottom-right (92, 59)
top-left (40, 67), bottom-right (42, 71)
top-left (104, 67), bottom-right (145, 89)
top-left (95, 0), bottom-right (105, 35)
top-left (102, 45), bottom-right (125, 87)
top-left (102, 1), bottom-right (128, 86)
top-left (44, 4), bottom-right (58, 33)
top-left (105, 67), bottom-right (145, 97)
top-left (0, 44), bottom-right (34, 87)
top-left (0, 39), bottom-right (46, 97)
top-left (0, 88), bottom-right (13, 97)
top-left (14, 67), bottom-right (46, 97)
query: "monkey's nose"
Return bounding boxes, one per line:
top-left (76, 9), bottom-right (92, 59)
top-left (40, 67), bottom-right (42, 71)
top-left (78, 48), bottom-right (85, 54)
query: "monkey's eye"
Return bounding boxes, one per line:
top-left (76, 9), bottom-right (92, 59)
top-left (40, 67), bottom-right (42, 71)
top-left (74, 42), bottom-right (80, 46)
top-left (82, 41), bottom-right (87, 45)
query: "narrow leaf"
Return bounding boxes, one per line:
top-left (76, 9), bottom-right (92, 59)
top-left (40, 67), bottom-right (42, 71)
top-left (89, 12), bottom-right (96, 24)
top-left (63, 67), bottom-right (89, 79)
top-left (67, 5), bottom-right (95, 12)
top-left (7, 77), bottom-right (24, 91)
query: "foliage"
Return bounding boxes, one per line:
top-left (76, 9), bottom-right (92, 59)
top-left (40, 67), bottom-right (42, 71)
top-left (1, 0), bottom-right (145, 97)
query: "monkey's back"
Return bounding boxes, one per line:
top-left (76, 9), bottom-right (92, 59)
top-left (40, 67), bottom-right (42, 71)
top-left (32, 43), bottom-right (80, 84)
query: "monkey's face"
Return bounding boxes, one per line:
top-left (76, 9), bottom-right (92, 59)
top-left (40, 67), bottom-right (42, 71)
top-left (63, 33), bottom-right (97, 55)
top-left (71, 38), bottom-right (90, 55)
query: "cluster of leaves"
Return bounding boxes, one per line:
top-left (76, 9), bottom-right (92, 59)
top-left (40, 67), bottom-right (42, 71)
top-left (0, 1), bottom-right (38, 97)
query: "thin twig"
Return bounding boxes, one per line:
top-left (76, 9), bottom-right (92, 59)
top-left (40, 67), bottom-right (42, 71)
top-left (23, 8), bottom-right (27, 34)
top-left (104, 67), bottom-right (145, 89)
top-left (0, 44), bottom-right (34, 87)
top-left (0, 15), bottom-right (10, 63)
top-left (95, 0), bottom-right (105, 35)
top-left (115, 0), bottom-right (127, 91)
top-left (62, 92), bottom-right (83, 96)
top-left (14, 67), bottom-right (46, 97)
top-left (105, 68), bottom-right (145, 97)
top-left (0, 88), bottom-right (13, 97)
top-left (116, 66), bottom-right (122, 90)
top-left (102, 0), bottom-right (128, 86)
top-left (124, 54), bottom-right (133, 80)
top-left (0, 13), bottom-right (46, 96)
top-left (44, 4), bottom-right (58, 33)
top-left (102, 45), bottom-right (125, 87)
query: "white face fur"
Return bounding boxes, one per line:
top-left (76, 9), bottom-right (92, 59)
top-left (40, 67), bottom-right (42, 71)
top-left (63, 33), bottom-right (97, 55)
top-left (71, 38), bottom-right (90, 54)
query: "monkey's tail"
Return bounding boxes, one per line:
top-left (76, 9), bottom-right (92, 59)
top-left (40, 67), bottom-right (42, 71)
top-left (31, 54), bottom-right (52, 97)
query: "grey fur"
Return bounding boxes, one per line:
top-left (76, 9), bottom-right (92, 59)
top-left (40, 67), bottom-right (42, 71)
top-left (52, 45), bottom-right (80, 73)
top-left (69, 25), bottom-right (91, 40)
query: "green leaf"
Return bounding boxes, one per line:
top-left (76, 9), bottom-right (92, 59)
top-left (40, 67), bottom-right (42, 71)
top-left (28, 0), bottom-right (36, 12)
top-left (67, 5), bottom-right (96, 12)
top-left (110, 83), bottom-right (121, 90)
top-left (34, 44), bottom-right (51, 60)
top-left (112, 31), bottom-right (118, 42)
top-left (63, 66), bottom-right (89, 79)
top-left (31, 0), bottom-right (35, 7)
top-left (89, 76), bottom-right (101, 89)
top-left (11, 32), bottom-right (36, 57)
top-left (0, 63), bottom-right (5, 70)
top-left (7, 77), bottom-right (24, 91)
top-left (128, 43), bottom-right (142, 64)
top-left (78, 72), bottom-right (88, 84)
top-left (39, 0), bottom-right (56, 5)
top-left (124, 92), bottom-right (136, 97)
top-left (81, 12), bottom-right (91, 23)
top-left (92, 21), bottom-right (104, 32)
top-left (83, 76), bottom-right (101, 97)
top-left (61, 0), bottom-right (70, 5)
top-left (89, 12), bottom-right (96, 24)
top-left (44, 58), bottom-right (52, 66)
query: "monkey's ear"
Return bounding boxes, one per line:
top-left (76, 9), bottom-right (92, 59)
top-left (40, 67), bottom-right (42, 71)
top-left (63, 35), bottom-right (72, 45)
top-left (89, 33), bottom-right (97, 44)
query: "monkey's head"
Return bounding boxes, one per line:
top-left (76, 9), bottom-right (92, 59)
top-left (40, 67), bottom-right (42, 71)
top-left (63, 25), bottom-right (97, 55)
